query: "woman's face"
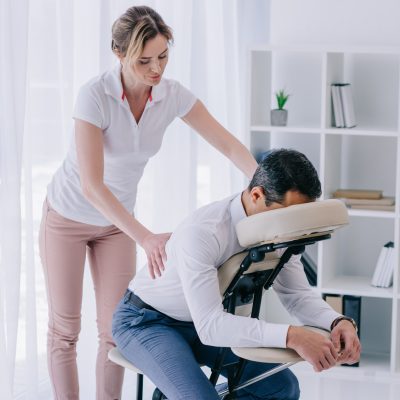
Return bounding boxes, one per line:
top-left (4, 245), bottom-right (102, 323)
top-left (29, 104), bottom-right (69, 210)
top-left (123, 33), bottom-right (169, 87)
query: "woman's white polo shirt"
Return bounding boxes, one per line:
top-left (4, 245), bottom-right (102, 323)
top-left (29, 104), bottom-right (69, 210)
top-left (47, 64), bottom-right (197, 226)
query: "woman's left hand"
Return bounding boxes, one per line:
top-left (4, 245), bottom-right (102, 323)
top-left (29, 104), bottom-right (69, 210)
top-left (141, 232), bottom-right (172, 279)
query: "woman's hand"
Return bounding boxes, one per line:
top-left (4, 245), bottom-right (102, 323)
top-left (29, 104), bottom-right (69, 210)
top-left (142, 232), bottom-right (172, 279)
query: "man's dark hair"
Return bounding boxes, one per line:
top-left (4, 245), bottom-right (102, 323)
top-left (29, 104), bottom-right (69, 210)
top-left (248, 148), bottom-right (321, 206)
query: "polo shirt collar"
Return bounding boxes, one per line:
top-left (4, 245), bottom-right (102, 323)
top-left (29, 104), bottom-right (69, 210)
top-left (104, 63), bottom-right (167, 104)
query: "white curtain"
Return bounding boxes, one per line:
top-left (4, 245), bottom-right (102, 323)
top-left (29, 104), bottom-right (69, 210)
top-left (0, 0), bottom-right (268, 398)
top-left (0, 0), bottom-right (30, 399)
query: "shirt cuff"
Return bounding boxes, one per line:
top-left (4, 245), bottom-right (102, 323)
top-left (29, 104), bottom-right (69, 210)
top-left (318, 310), bottom-right (342, 331)
top-left (260, 321), bottom-right (290, 348)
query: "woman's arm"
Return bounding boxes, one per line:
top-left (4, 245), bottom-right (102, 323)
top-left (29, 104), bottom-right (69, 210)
top-left (182, 100), bottom-right (258, 180)
top-left (75, 119), bottom-right (170, 278)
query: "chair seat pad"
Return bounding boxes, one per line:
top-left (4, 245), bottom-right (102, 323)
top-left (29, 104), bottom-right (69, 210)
top-left (231, 326), bottom-right (330, 363)
top-left (108, 347), bottom-right (142, 374)
top-left (236, 199), bottom-right (348, 248)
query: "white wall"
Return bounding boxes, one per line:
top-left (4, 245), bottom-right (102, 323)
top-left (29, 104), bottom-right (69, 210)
top-left (270, 0), bottom-right (400, 46)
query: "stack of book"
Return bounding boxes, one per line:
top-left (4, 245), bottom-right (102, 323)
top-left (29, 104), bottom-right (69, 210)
top-left (371, 241), bottom-right (395, 288)
top-left (331, 83), bottom-right (356, 128)
top-left (323, 293), bottom-right (361, 367)
top-left (332, 189), bottom-right (395, 212)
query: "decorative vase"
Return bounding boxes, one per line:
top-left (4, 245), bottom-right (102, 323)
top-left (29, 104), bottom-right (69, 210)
top-left (271, 109), bottom-right (288, 126)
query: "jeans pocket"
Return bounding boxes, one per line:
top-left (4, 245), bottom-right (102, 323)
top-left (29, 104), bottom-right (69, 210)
top-left (112, 300), bottom-right (143, 334)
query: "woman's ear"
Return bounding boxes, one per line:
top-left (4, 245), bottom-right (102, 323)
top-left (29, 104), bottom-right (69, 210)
top-left (113, 48), bottom-right (124, 62)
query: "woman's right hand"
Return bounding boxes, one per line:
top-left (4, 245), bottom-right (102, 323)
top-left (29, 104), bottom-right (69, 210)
top-left (141, 232), bottom-right (172, 279)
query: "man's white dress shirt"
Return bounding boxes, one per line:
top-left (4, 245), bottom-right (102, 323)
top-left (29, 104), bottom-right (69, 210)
top-left (130, 194), bottom-right (341, 348)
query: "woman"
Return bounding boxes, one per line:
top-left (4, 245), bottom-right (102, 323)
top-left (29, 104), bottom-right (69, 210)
top-left (39, 5), bottom-right (257, 400)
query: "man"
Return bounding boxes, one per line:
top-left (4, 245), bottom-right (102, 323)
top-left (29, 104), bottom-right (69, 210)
top-left (112, 149), bottom-right (361, 400)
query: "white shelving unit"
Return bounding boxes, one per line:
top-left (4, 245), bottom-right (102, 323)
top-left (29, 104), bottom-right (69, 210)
top-left (248, 45), bottom-right (400, 377)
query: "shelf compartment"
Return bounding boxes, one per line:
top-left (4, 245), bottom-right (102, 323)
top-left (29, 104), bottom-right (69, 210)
top-left (325, 52), bottom-right (400, 131)
top-left (320, 216), bottom-right (395, 285)
top-left (323, 134), bottom-right (397, 201)
top-left (271, 51), bottom-right (323, 128)
top-left (249, 50), bottom-right (324, 128)
top-left (360, 298), bottom-right (393, 361)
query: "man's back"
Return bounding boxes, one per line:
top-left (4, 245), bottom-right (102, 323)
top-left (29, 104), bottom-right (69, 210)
top-left (130, 194), bottom-right (245, 321)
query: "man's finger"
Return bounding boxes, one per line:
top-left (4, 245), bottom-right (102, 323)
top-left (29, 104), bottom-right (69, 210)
top-left (326, 346), bottom-right (338, 366)
top-left (342, 337), bottom-right (353, 358)
top-left (328, 341), bottom-right (339, 360)
top-left (330, 331), bottom-right (341, 352)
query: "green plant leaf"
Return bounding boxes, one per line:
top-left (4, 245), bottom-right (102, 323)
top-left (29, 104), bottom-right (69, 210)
top-left (275, 89), bottom-right (290, 110)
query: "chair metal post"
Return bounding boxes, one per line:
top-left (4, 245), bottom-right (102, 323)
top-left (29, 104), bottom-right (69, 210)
top-left (218, 362), bottom-right (297, 398)
top-left (250, 283), bottom-right (264, 318)
top-left (209, 293), bottom-right (238, 385)
top-left (136, 373), bottom-right (143, 400)
top-left (263, 245), bottom-right (305, 290)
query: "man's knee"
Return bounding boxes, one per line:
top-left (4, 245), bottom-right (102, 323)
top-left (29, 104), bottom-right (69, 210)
top-left (274, 370), bottom-right (300, 400)
top-left (249, 368), bottom-right (300, 400)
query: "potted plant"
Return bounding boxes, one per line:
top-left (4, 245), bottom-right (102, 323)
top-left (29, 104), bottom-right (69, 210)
top-left (271, 89), bottom-right (290, 126)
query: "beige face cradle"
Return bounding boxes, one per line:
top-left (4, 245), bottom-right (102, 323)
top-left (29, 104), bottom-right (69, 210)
top-left (109, 199), bottom-right (349, 400)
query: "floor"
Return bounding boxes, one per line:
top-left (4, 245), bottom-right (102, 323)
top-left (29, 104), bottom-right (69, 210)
top-left (14, 352), bottom-right (400, 399)
top-left (118, 364), bottom-right (400, 400)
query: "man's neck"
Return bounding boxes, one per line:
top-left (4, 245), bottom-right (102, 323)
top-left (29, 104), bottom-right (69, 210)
top-left (240, 190), bottom-right (251, 217)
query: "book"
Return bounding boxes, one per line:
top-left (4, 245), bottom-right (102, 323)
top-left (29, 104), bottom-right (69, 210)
top-left (382, 248), bottom-right (395, 288)
top-left (331, 83), bottom-right (357, 128)
top-left (342, 295), bottom-right (361, 367)
top-left (333, 189), bottom-right (382, 200)
top-left (340, 197), bottom-right (394, 206)
top-left (371, 245), bottom-right (390, 287)
top-left (331, 85), bottom-right (344, 128)
top-left (371, 242), bottom-right (394, 288)
top-left (339, 84), bottom-right (357, 128)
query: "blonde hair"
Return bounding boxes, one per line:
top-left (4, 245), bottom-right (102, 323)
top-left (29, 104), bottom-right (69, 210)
top-left (111, 6), bottom-right (173, 64)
